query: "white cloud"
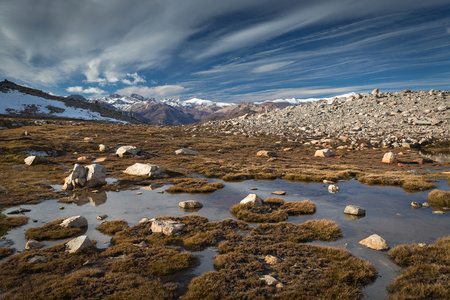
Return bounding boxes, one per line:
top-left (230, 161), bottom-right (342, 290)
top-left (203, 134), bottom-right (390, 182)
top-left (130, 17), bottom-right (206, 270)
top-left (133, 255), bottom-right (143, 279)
top-left (115, 85), bottom-right (188, 98)
top-left (252, 61), bottom-right (293, 73)
top-left (122, 73), bottom-right (146, 85)
top-left (66, 86), bottom-right (105, 94)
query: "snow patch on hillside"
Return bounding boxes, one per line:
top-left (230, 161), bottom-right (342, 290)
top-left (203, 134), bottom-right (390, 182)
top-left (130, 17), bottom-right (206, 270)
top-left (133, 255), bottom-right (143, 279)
top-left (0, 91), bottom-right (125, 122)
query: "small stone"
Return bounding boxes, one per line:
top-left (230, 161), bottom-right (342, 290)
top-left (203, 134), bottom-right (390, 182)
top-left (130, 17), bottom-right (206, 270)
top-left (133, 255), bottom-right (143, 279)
top-left (27, 255), bottom-right (47, 264)
top-left (328, 185), bottom-right (339, 193)
top-left (411, 202), bottom-right (422, 209)
top-left (250, 188), bottom-right (258, 190)
top-left (265, 255), bottom-right (280, 265)
top-left (271, 191), bottom-right (286, 195)
top-left (26, 239), bottom-right (44, 250)
top-left (323, 180), bottom-right (334, 185)
top-left (422, 202), bottom-right (430, 208)
top-left (59, 206), bottom-right (64, 210)
top-left (382, 152), bottom-right (397, 164)
top-left (179, 200), bottom-right (203, 209)
top-left (134, 192), bottom-right (142, 195)
top-left (256, 150), bottom-right (278, 158)
top-left (151, 220), bottom-right (185, 235)
top-left (99, 144), bottom-right (108, 152)
top-left (260, 275), bottom-right (279, 286)
top-left (314, 149), bottom-right (336, 158)
top-left (139, 218), bottom-right (150, 224)
top-left (116, 146), bottom-right (140, 157)
top-left (97, 214), bottom-right (108, 220)
top-left (24, 156), bottom-right (41, 166)
top-left (175, 148), bottom-right (199, 155)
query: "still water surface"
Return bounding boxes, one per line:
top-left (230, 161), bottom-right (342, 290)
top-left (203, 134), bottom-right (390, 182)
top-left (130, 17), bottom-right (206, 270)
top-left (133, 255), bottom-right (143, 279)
top-left (1, 179), bottom-right (449, 299)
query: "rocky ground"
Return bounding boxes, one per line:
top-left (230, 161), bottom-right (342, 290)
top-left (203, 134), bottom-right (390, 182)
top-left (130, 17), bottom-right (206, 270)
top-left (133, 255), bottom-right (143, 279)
top-left (200, 89), bottom-right (449, 148)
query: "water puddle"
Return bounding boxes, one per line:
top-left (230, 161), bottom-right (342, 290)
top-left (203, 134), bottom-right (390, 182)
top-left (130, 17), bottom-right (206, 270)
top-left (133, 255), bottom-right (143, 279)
top-left (1, 179), bottom-right (448, 299)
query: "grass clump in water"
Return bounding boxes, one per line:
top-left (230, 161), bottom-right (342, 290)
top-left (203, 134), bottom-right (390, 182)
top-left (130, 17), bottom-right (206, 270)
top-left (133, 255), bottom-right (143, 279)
top-left (427, 190), bottom-right (450, 211)
top-left (165, 178), bottom-right (224, 193)
top-left (230, 197), bottom-right (315, 223)
top-left (388, 236), bottom-right (450, 299)
top-left (24, 218), bottom-right (86, 241)
top-left (96, 219), bottom-right (129, 235)
top-left (0, 247), bottom-right (14, 259)
top-left (0, 213), bottom-right (29, 236)
top-left (183, 220), bottom-right (374, 300)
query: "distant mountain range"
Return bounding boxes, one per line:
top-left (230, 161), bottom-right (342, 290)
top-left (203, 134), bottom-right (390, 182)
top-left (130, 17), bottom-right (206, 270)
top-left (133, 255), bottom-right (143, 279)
top-left (0, 80), bottom-right (349, 125)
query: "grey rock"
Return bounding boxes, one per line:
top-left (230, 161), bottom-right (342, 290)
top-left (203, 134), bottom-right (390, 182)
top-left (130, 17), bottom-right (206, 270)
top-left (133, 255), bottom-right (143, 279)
top-left (123, 163), bottom-right (165, 177)
top-left (26, 239), bottom-right (44, 250)
top-left (66, 235), bottom-right (96, 253)
top-left (175, 148), bottom-right (199, 155)
top-left (328, 185), bottom-right (339, 193)
top-left (116, 146), bottom-right (140, 157)
top-left (359, 234), bottom-right (390, 251)
top-left (151, 220), bottom-right (185, 235)
top-left (344, 205), bottom-right (366, 216)
top-left (240, 194), bottom-right (264, 207)
top-left (27, 255), bottom-right (48, 264)
top-left (60, 215), bottom-right (88, 228)
top-left (179, 200), bottom-right (203, 209)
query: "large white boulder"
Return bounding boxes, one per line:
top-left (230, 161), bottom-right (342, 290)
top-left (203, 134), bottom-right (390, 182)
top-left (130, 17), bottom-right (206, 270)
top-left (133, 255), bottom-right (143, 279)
top-left (123, 163), bottom-right (165, 177)
top-left (314, 149), bottom-right (336, 158)
top-left (85, 164), bottom-right (106, 188)
top-left (344, 205), bottom-right (366, 216)
top-left (359, 234), bottom-right (390, 251)
top-left (62, 164), bottom-right (87, 190)
top-left (66, 236), bottom-right (96, 253)
top-left (179, 200), bottom-right (203, 209)
top-left (116, 146), bottom-right (140, 157)
top-left (60, 215), bottom-right (88, 228)
top-left (240, 194), bottom-right (264, 207)
top-left (151, 220), bottom-right (185, 236)
top-left (382, 152), bottom-right (397, 164)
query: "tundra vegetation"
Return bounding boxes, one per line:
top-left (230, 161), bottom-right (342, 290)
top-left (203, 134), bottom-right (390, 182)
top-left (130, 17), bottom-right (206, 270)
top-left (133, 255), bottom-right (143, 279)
top-left (0, 117), bottom-right (449, 298)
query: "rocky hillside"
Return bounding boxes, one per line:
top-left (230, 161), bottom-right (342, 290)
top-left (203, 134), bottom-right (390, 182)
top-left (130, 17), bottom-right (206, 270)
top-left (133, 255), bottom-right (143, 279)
top-left (0, 80), bottom-right (141, 124)
top-left (199, 89), bottom-right (450, 147)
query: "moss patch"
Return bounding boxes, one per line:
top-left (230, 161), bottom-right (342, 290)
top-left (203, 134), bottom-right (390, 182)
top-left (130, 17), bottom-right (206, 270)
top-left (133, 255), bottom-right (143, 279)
top-left (427, 190), bottom-right (450, 211)
top-left (183, 221), bottom-right (373, 300)
top-left (231, 197), bottom-right (315, 223)
top-left (0, 247), bottom-right (14, 259)
top-left (96, 219), bottom-right (129, 235)
top-left (165, 179), bottom-right (224, 194)
top-left (112, 215), bottom-right (251, 251)
top-left (24, 218), bottom-right (86, 241)
top-left (388, 236), bottom-right (450, 299)
top-left (0, 213), bottom-right (28, 236)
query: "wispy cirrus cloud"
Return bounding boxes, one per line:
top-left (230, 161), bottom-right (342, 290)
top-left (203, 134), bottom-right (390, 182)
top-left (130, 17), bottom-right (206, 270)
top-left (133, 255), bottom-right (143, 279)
top-left (116, 85), bottom-right (188, 98)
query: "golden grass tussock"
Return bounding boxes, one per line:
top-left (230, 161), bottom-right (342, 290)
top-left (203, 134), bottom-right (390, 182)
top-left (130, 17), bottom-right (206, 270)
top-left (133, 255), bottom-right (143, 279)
top-left (427, 190), bottom-right (450, 210)
top-left (230, 197), bottom-right (315, 223)
top-left (388, 236), bottom-right (450, 299)
top-left (0, 247), bottom-right (14, 259)
top-left (183, 242), bottom-right (376, 300)
top-left (0, 213), bottom-right (29, 236)
top-left (96, 219), bottom-right (129, 235)
top-left (24, 218), bottom-right (86, 241)
top-left (165, 178), bottom-right (224, 193)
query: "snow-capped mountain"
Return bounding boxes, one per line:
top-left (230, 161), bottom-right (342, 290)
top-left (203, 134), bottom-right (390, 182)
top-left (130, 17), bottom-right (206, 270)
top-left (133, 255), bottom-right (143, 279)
top-left (0, 80), bottom-right (139, 124)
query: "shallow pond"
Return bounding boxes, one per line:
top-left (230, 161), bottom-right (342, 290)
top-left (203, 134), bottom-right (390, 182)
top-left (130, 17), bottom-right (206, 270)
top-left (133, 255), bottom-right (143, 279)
top-left (1, 179), bottom-right (449, 299)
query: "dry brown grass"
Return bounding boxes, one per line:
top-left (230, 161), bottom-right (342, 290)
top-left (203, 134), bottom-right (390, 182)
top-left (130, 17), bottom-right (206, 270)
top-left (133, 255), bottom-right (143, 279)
top-left (0, 247), bottom-right (14, 259)
top-left (427, 190), bottom-right (450, 211)
top-left (388, 236), bottom-right (450, 299)
top-left (0, 213), bottom-right (28, 236)
top-left (165, 178), bottom-right (224, 193)
top-left (183, 221), bottom-right (373, 300)
top-left (96, 219), bottom-right (129, 235)
top-left (1, 117), bottom-right (448, 207)
top-left (24, 218), bottom-right (86, 241)
top-left (230, 197), bottom-right (315, 223)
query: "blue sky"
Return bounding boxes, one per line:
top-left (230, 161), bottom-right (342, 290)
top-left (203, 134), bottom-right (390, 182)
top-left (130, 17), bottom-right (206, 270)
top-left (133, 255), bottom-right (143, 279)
top-left (1, 0), bottom-right (450, 102)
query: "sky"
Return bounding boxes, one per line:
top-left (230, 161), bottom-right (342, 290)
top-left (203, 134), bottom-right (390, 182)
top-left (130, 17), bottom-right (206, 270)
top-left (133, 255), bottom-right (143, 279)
top-left (1, 0), bottom-right (450, 103)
